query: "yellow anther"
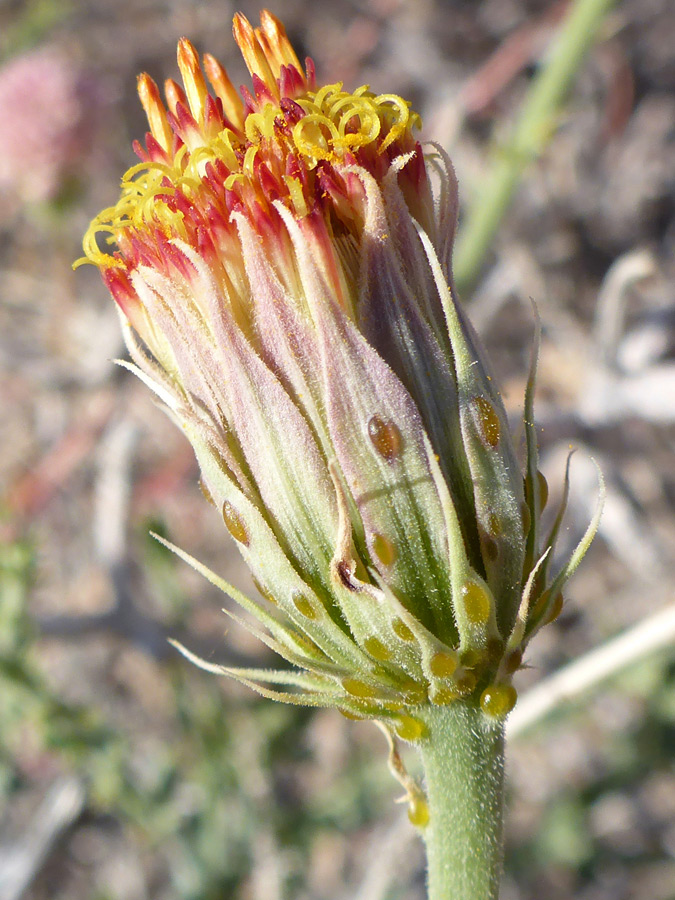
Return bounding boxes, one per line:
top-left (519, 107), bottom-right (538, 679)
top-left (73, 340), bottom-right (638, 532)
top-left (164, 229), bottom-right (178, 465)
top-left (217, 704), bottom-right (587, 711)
top-left (311, 82), bottom-right (344, 110)
top-left (292, 113), bottom-right (341, 162)
top-left (283, 176), bottom-right (309, 218)
top-left (211, 130), bottom-right (239, 170)
top-left (375, 94), bottom-right (410, 151)
top-left (224, 172), bottom-right (245, 191)
top-left (243, 145), bottom-right (259, 178)
top-left (245, 110), bottom-right (276, 144)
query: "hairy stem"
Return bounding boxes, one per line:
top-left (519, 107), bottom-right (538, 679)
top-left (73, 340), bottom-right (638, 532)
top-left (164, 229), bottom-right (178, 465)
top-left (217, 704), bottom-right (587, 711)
top-left (418, 703), bottom-right (505, 900)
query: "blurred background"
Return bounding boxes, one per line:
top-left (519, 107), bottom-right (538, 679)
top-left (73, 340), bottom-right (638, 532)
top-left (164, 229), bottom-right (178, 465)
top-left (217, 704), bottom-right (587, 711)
top-left (0, 0), bottom-right (674, 898)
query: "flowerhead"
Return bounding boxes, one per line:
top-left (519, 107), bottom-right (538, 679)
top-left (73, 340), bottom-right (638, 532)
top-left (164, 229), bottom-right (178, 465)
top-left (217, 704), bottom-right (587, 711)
top-left (78, 11), bottom-right (599, 738)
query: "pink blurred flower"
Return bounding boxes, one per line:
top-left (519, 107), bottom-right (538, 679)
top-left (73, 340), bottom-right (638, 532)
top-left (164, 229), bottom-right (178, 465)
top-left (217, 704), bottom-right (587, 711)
top-left (0, 45), bottom-right (98, 204)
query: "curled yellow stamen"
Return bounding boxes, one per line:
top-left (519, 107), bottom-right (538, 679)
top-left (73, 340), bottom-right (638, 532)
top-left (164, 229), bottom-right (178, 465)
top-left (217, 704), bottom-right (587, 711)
top-left (78, 20), bottom-right (420, 270)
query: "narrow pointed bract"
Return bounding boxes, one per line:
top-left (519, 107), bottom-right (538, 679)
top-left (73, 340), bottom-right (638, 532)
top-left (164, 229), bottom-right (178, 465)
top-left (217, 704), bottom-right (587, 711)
top-left (78, 11), bottom-right (600, 733)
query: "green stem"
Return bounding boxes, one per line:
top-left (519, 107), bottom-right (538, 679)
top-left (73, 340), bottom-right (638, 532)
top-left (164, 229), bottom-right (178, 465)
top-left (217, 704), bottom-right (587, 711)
top-left (418, 702), bottom-right (505, 900)
top-left (453, 0), bottom-right (617, 294)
